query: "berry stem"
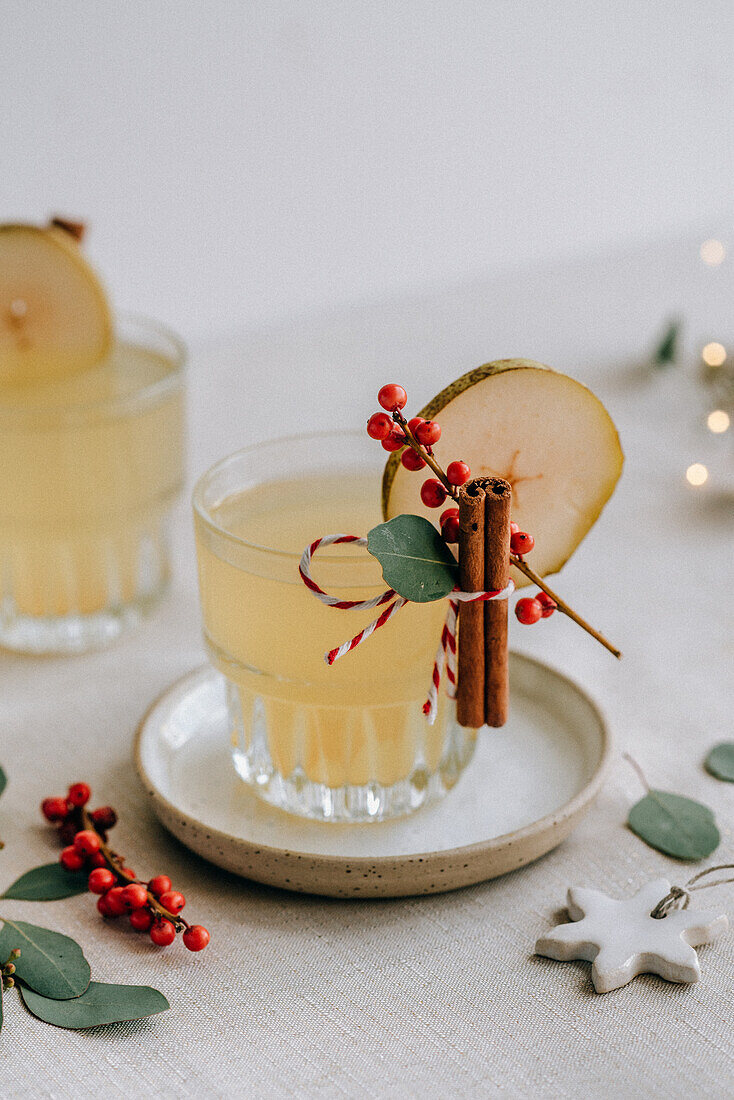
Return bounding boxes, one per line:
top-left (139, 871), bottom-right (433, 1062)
top-left (509, 555), bottom-right (621, 659)
top-left (79, 808), bottom-right (190, 931)
top-left (623, 752), bottom-right (651, 793)
top-left (392, 411), bottom-right (457, 499)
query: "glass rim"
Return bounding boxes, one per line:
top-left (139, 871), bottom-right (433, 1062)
top-left (192, 428), bottom-right (382, 562)
top-left (0, 312), bottom-right (186, 422)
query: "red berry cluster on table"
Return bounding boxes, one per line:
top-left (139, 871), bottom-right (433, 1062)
top-left (42, 783), bottom-right (210, 952)
top-left (368, 383), bottom-right (560, 628)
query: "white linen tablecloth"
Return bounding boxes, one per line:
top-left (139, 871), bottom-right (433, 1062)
top-left (2, 238), bottom-right (733, 1098)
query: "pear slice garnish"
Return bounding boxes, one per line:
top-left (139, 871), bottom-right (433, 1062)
top-left (383, 359), bottom-right (623, 586)
top-left (0, 223), bottom-right (112, 387)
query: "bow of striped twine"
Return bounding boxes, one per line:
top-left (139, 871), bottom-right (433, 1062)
top-left (299, 533), bottom-right (514, 724)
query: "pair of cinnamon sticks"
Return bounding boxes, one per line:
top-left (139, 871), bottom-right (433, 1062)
top-left (456, 477), bottom-right (512, 729)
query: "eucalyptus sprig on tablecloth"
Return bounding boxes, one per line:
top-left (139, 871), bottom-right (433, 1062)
top-left (0, 766), bottom-right (6, 850)
top-left (625, 754), bottom-right (721, 861)
top-left (0, 765), bottom-right (170, 1033)
top-left (705, 743), bottom-right (734, 783)
top-left (652, 318), bottom-right (682, 368)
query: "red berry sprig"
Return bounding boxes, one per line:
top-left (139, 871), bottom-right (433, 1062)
top-left (377, 383), bottom-right (407, 412)
top-left (365, 382), bottom-right (621, 659)
top-left (536, 592), bottom-right (557, 618)
top-left (41, 783), bottom-right (210, 953)
top-left (420, 478), bottom-right (447, 508)
top-left (415, 420), bottom-right (441, 446)
top-left (401, 448), bottom-right (425, 471)
top-left (446, 460), bottom-right (470, 486)
top-left (366, 412), bottom-right (392, 440)
top-left (439, 507), bottom-right (460, 543)
top-left (510, 530), bottom-right (535, 556)
top-left (515, 592), bottom-right (557, 625)
top-left (367, 384), bottom-right (472, 545)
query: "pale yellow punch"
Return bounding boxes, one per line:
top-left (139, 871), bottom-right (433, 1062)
top-left (0, 223), bottom-right (185, 651)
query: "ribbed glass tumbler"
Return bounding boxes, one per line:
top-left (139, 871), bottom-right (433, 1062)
top-left (0, 315), bottom-right (185, 653)
top-left (193, 431), bottom-right (476, 823)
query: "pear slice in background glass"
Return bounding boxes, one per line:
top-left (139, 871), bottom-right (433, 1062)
top-left (0, 223), bottom-right (112, 388)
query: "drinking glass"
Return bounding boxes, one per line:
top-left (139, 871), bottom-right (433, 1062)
top-left (193, 430), bottom-right (476, 823)
top-left (0, 315), bottom-right (185, 653)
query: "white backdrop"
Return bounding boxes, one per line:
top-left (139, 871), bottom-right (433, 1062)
top-left (2, 0), bottom-right (733, 340)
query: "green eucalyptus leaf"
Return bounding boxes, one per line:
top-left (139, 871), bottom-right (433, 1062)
top-left (653, 318), bottom-right (681, 368)
top-left (0, 767), bottom-right (6, 798)
top-left (628, 789), bottom-right (720, 861)
top-left (3, 863), bottom-right (89, 901)
top-left (704, 742), bottom-right (734, 783)
top-left (20, 981), bottom-right (170, 1029)
top-left (0, 919), bottom-right (90, 999)
top-left (367, 514), bottom-right (457, 603)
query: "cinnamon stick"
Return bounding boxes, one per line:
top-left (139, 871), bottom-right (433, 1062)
top-left (456, 481), bottom-right (486, 729)
top-left (481, 477), bottom-right (511, 727)
top-left (456, 477), bottom-right (512, 729)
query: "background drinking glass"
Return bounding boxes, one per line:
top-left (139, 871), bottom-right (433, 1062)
top-left (0, 314), bottom-right (185, 654)
top-left (193, 431), bottom-right (475, 823)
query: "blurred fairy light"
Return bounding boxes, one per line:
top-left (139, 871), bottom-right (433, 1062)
top-left (702, 342), bottom-right (727, 367)
top-left (707, 409), bottom-right (731, 433)
top-left (700, 239), bottom-right (726, 266)
top-left (686, 463), bottom-right (709, 487)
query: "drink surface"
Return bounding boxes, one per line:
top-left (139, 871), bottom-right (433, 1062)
top-left (0, 338), bottom-right (173, 408)
top-left (197, 472), bottom-right (447, 698)
top-left (0, 339), bottom-right (184, 617)
top-left (209, 472), bottom-right (379, 555)
top-left (196, 472), bottom-right (455, 790)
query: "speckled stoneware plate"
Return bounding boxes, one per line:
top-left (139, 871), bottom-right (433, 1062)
top-left (134, 654), bottom-right (611, 898)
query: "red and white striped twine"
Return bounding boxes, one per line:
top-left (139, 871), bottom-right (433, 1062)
top-left (299, 533), bottom-right (515, 724)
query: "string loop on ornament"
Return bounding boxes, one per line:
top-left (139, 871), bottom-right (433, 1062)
top-left (651, 863), bottom-right (734, 919)
top-left (299, 533), bottom-right (514, 724)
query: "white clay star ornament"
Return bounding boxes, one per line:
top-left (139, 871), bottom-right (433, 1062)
top-left (535, 878), bottom-right (728, 993)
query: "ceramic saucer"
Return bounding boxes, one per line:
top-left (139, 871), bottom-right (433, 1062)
top-left (134, 652), bottom-right (611, 898)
